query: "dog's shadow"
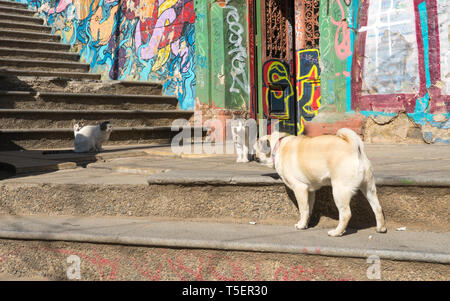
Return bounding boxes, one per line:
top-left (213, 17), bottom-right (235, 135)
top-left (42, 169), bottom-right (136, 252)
top-left (285, 185), bottom-right (377, 231)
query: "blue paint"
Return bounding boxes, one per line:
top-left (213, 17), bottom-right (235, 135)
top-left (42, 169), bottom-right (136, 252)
top-left (359, 111), bottom-right (398, 118)
top-left (346, 0), bottom-right (359, 113)
top-left (418, 1), bottom-right (431, 88)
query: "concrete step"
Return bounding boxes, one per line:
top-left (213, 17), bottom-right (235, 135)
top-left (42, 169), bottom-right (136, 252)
top-left (0, 148), bottom-right (447, 232)
top-left (0, 12), bottom-right (43, 25)
top-left (0, 38), bottom-right (70, 51)
top-left (0, 5), bottom-right (36, 16)
top-left (0, 76), bottom-right (163, 95)
top-left (0, 236), bottom-right (448, 281)
top-left (0, 91), bottom-right (179, 110)
top-left (0, 29), bottom-right (60, 42)
top-left (0, 126), bottom-right (200, 150)
top-left (0, 58), bottom-right (89, 72)
top-left (0, 0), bottom-right (28, 9)
top-left (0, 47), bottom-right (80, 61)
top-left (0, 68), bottom-right (101, 80)
top-left (0, 20), bottom-right (51, 33)
top-left (0, 108), bottom-right (194, 128)
top-left (0, 215), bottom-right (448, 264)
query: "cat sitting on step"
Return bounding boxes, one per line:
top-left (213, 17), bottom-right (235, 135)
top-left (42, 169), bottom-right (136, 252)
top-left (73, 121), bottom-right (112, 153)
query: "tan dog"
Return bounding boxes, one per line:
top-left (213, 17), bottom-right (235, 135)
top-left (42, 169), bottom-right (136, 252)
top-left (254, 128), bottom-right (387, 237)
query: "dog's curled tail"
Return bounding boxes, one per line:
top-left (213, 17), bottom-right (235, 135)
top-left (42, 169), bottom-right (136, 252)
top-left (337, 128), bottom-right (374, 182)
top-left (336, 128), bottom-right (366, 159)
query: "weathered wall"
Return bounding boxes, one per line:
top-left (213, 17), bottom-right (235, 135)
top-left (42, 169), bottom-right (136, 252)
top-left (16, 0), bottom-right (197, 110)
top-left (315, 0), bottom-right (449, 143)
top-left (194, 0), bottom-right (251, 112)
top-left (354, 0), bottom-right (449, 143)
top-left (319, 0), bottom-right (358, 112)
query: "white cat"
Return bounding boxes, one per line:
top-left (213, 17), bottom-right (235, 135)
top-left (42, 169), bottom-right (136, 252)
top-left (230, 118), bottom-right (256, 163)
top-left (73, 121), bottom-right (112, 153)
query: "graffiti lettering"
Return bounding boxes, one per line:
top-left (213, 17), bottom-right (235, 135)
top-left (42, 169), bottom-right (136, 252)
top-left (296, 49), bottom-right (321, 134)
top-left (225, 2), bottom-right (250, 95)
top-left (262, 59), bottom-right (296, 134)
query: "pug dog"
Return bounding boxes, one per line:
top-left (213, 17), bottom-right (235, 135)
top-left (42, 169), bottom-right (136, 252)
top-left (254, 128), bottom-right (387, 237)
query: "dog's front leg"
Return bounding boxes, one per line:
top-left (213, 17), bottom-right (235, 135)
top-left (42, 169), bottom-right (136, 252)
top-left (292, 183), bottom-right (311, 230)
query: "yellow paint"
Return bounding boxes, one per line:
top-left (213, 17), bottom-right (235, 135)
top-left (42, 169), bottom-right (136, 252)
top-left (152, 44), bottom-right (171, 72)
top-left (158, 0), bottom-right (178, 17)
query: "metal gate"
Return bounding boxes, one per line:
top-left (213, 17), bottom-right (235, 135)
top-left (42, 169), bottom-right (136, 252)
top-left (260, 0), bottom-right (296, 135)
top-left (259, 0), bottom-right (321, 135)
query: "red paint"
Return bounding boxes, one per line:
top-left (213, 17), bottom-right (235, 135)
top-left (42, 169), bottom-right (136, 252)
top-left (352, 0), bottom-right (448, 115)
top-left (247, 0), bottom-right (257, 120)
top-left (0, 245), bottom-right (355, 281)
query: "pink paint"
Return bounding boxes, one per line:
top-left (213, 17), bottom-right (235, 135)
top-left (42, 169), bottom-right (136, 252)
top-left (0, 245), bottom-right (355, 280)
top-left (53, 0), bottom-right (72, 14)
top-left (140, 8), bottom-right (176, 60)
top-left (330, 0), bottom-right (352, 60)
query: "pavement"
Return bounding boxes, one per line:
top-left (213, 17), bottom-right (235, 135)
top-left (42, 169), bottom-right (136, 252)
top-left (0, 215), bottom-right (448, 264)
top-left (0, 142), bottom-right (449, 265)
top-left (0, 142), bottom-right (449, 186)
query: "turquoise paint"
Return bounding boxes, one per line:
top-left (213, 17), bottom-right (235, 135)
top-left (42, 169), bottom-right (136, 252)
top-left (359, 111), bottom-right (398, 118)
top-left (418, 1), bottom-right (431, 88)
top-left (346, 0), bottom-right (359, 112)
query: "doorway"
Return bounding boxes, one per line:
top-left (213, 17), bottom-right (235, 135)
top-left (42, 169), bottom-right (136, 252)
top-left (253, 0), bottom-right (321, 136)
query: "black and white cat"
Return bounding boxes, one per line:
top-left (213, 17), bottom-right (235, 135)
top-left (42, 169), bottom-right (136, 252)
top-left (73, 121), bottom-right (112, 153)
top-left (230, 118), bottom-right (256, 163)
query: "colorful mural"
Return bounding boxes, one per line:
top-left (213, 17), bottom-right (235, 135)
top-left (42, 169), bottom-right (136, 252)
top-left (20, 0), bottom-right (197, 110)
top-left (319, 0), bottom-right (358, 112)
top-left (296, 48), bottom-right (321, 134)
top-left (261, 59), bottom-right (296, 134)
top-left (352, 0), bottom-right (449, 142)
top-left (316, 0), bottom-right (448, 143)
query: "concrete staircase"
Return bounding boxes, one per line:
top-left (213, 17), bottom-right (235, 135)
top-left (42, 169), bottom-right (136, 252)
top-left (0, 0), bottom-right (196, 150)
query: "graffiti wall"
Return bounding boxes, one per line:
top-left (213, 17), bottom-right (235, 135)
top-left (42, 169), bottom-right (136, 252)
top-left (194, 0), bottom-right (250, 111)
top-left (315, 0), bottom-right (449, 143)
top-left (319, 0), bottom-right (358, 112)
top-left (296, 48), bottom-right (321, 134)
top-left (352, 0), bottom-right (449, 143)
top-left (18, 0), bottom-right (197, 110)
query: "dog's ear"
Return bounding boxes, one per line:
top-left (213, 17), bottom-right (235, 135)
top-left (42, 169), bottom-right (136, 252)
top-left (99, 121), bottom-right (110, 131)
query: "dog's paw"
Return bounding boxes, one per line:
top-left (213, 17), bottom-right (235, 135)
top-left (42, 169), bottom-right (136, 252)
top-left (376, 226), bottom-right (387, 233)
top-left (327, 229), bottom-right (345, 237)
top-left (294, 222), bottom-right (308, 230)
top-left (236, 158), bottom-right (249, 163)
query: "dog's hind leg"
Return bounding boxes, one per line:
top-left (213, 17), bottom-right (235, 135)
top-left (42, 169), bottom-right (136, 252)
top-left (308, 191), bottom-right (315, 217)
top-left (328, 185), bottom-right (354, 237)
top-left (360, 172), bottom-right (387, 233)
top-left (293, 183), bottom-right (311, 230)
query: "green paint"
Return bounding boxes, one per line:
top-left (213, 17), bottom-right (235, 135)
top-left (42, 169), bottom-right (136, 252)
top-left (224, 0), bottom-right (250, 109)
top-left (210, 3), bottom-right (227, 108)
top-left (194, 0), bottom-right (251, 110)
top-left (319, 0), bottom-right (354, 112)
top-left (256, 0), bottom-right (264, 135)
top-left (194, 0), bottom-right (211, 106)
